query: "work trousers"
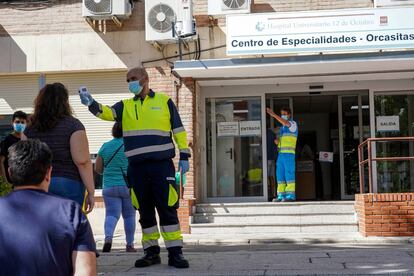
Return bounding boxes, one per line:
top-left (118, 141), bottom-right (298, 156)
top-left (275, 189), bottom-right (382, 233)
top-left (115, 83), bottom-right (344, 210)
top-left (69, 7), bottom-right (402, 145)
top-left (276, 153), bottom-right (296, 197)
top-left (128, 159), bottom-right (182, 255)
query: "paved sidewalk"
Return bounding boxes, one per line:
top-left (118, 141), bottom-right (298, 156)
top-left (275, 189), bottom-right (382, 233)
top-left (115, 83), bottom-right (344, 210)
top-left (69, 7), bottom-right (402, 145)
top-left (98, 243), bottom-right (414, 275)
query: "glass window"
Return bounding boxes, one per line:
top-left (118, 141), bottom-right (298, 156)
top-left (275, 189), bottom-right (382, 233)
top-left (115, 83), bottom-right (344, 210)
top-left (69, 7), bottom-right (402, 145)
top-left (375, 93), bottom-right (414, 193)
top-left (206, 97), bottom-right (263, 198)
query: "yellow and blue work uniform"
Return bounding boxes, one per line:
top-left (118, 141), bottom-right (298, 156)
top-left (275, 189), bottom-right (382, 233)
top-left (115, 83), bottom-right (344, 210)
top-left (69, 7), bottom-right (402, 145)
top-left (88, 89), bottom-right (190, 255)
top-left (277, 120), bottom-right (298, 201)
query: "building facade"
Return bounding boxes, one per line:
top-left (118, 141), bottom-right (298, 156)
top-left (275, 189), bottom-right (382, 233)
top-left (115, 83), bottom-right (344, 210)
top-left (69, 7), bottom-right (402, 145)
top-left (1, 0), bottom-right (413, 233)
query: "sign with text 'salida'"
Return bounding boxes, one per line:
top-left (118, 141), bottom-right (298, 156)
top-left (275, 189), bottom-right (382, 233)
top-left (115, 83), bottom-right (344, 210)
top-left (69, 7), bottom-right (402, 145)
top-left (226, 7), bottom-right (414, 56)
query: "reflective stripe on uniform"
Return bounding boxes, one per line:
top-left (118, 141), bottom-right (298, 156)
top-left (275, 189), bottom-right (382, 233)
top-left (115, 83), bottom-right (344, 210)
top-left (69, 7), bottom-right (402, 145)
top-left (142, 239), bottom-right (159, 249)
top-left (172, 126), bottom-right (185, 134)
top-left (279, 147), bottom-right (296, 153)
top-left (161, 230), bottom-right (182, 243)
top-left (277, 183), bottom-right (287, 193)
top-left (123, 129), bottom-right (171, 137)
top-left (160, 224), bottom-right (180, 233)
top-left (111, 107), bottom-right (117, 120)
top-left (160, 224), bottom-right (183, 248)
top-left (281, 133), bottom-right (297, 137)
top-left (164, 240), bottom-right (183, 248)
top-left (143, 225), bottom-right (159, 234)
top-left (142, 225), bottom-right (161, 249)
top-left (286, 181), bottom-right (296, 192)
top-left (124, 143), bottom-right (174, 157)
top-left (180, 148), bottom-right (191, 154)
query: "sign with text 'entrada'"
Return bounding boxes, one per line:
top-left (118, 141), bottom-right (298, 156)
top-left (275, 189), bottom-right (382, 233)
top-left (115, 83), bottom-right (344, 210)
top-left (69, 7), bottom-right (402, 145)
top-left (226, 8), bottom-right (414, 56)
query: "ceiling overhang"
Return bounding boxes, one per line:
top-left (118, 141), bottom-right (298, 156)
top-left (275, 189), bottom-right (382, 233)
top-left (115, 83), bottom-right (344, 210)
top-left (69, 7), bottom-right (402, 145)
top-left (173, 51), bottom-right (414, 86)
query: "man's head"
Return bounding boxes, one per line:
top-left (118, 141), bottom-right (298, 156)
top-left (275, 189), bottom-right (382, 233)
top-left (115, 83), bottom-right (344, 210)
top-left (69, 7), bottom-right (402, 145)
top-left (280, 107), bottom-right (292, 120)
top-left (8, 139), bottom-right (52, 188)
top-left (126, 67), bottom-right (149, 97)
top-left (12, 110), bottom-right (28, 133)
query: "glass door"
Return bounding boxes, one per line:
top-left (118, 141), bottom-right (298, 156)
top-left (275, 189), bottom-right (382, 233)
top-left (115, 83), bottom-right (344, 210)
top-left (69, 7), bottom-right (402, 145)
top-left (205, 97), bottom-right (264, 201)
top-left (339, 93), bottom-right (370, 199)
top-left (265, 97), bottom-right (293, 200)
top-left (374, 92), bottom-right (414, 193)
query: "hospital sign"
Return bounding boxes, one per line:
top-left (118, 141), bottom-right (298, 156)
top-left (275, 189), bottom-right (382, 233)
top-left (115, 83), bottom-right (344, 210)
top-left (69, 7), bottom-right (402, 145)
top-left (226, 7), bottom-right (414, 56)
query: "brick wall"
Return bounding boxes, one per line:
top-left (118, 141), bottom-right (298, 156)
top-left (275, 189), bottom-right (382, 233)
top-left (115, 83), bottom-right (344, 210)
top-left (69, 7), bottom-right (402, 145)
top-left (178, 199), bottom-right (196, 234)
top-left (355, 193), bottom-right (414, 237)
top-left (0, 0), bottom-right (145, 36)
top-left (0, 0), bottom-right (375, 36)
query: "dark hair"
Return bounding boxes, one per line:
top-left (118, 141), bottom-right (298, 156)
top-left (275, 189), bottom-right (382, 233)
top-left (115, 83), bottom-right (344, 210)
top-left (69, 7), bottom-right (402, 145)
top-left (30, 83), bottom-right (73, 132)
top-left (112, 122), bottom-right (123, 138)
top-left (12, 110), bottom-right (28, 121)
top-left (281, 107), bottom-right (292, 115)
top-left (8, 139), bottom-right (52, 186)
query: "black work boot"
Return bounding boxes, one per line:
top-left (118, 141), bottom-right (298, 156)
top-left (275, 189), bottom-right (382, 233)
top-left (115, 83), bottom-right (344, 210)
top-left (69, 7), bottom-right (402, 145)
top-left (168, 254), bottom-right (190, 269)
top-left (134, 246), bottom-right (161, 268)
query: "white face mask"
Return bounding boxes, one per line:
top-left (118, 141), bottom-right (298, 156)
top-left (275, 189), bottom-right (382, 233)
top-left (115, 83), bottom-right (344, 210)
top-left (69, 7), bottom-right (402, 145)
top-left (281, 115), bottom-right (289, 120)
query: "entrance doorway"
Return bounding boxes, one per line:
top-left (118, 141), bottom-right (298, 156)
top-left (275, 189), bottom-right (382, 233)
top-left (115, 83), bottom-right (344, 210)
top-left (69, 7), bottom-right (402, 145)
top-left (266, 91), bottom-right (369, 200)
top-left (205, 97), bottom-right (266, 202)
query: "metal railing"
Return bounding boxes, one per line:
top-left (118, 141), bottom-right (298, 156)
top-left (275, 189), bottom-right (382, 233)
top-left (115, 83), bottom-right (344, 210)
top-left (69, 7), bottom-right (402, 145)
top-left (358, 137), bottom-right (414, 193)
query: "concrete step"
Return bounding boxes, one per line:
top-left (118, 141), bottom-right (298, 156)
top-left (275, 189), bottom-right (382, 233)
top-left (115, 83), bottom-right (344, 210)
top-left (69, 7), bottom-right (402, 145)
top-left (192, 212), bottom-right (356, 224)
top-left (190, 223), bottom-right (359, 235)
top-left (195, 201), bottom-right (355, 215)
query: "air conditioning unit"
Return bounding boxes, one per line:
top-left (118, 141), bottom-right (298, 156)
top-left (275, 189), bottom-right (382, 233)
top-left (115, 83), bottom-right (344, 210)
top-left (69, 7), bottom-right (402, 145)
top-left (208, 0), bottom-right (250, 15)
top-left (145, 0), bottom-right (195, 43)
top-left (375, 0), bottom-right (414, 6)
top-left (82, 0), bottom-right (132, 20)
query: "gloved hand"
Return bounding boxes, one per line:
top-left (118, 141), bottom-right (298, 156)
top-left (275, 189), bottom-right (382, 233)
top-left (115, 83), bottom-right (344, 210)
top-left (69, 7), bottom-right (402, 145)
top-left (178, 160), bottom-right (190, 175)
top-left (79, 86), bottom-right (94, 107)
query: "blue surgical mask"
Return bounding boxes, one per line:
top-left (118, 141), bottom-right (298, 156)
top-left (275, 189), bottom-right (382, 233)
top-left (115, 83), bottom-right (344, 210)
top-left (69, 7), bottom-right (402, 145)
top-left (129, 80), bottom-right (143, 95)
top-left (13, 123), bottom-right (26, 133)
top-left (281, 115), bottom-right (289, 120)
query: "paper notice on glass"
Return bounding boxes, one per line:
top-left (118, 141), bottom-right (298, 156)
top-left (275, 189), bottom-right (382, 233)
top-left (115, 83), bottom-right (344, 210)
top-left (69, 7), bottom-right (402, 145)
top-left (319, 151), bottom-right (334, 163)
top-left (376, 116), bottom-right (400, 132)
top-left (217, 122), bottom-right (239, 137)
top-left (239, 121), bottom-right (261, 136)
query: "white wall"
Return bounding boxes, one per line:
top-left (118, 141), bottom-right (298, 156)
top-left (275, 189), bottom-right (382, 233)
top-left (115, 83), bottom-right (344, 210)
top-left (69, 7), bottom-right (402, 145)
top-left (0, 31), bottom-right (163, 73)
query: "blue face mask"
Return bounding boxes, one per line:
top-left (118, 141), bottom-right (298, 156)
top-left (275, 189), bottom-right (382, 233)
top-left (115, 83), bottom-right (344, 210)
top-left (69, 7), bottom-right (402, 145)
top-left (128, 80), bottom-right (143, 95)
top-left (281, 115), bottom-right (289, 121)
top-left (13, 123), bottom-right (26, 133)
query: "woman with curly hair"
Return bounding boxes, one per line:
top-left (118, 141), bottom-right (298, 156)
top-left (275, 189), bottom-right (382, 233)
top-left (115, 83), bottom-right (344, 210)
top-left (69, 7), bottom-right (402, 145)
top-left (25, 83), bottom-right (94, 213)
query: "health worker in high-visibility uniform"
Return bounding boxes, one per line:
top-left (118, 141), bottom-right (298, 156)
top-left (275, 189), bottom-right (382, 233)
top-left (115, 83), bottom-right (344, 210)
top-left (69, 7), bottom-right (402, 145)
top-left (266, 107), bottom-right (298, 202)
top-left (79, 67), bottom-right (191, 269)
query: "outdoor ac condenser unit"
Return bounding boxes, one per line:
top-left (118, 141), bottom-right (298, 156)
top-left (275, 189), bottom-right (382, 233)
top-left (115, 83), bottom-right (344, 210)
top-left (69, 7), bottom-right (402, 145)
top-left (208, 0), bottom-right (251, 15)
top-left (82, 0), bottom-right (132, 20)
top-left (145, 0), bottom-right (195, 43)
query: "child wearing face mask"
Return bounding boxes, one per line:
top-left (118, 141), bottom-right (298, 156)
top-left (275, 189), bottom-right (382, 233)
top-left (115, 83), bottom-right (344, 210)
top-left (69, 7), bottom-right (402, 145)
top-left (0, 111), bottom-right (28, 183)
